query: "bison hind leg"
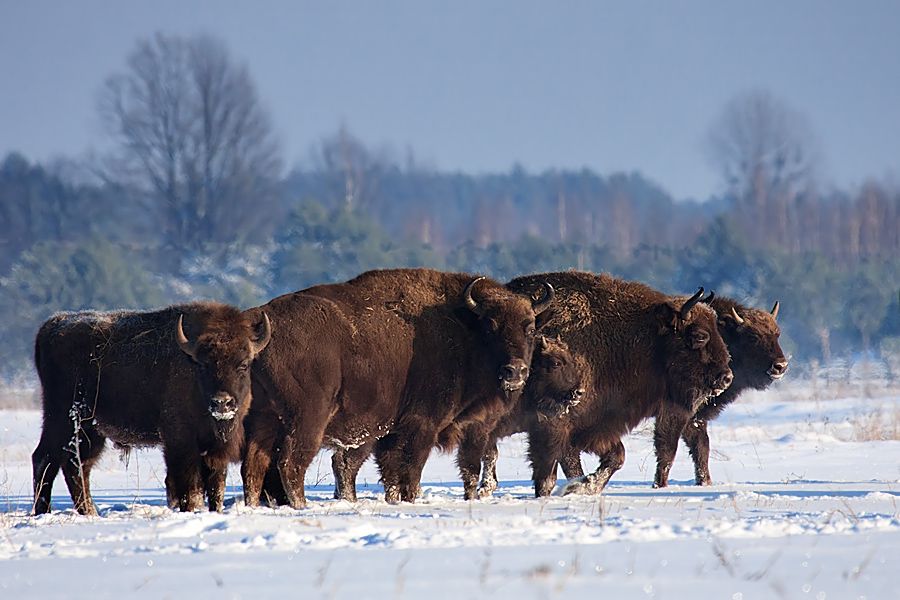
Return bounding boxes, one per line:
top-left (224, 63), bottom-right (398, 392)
top-left (60, 423), bottom-right (107, 516)
top-left (32, 440), bottom-right (63, 515)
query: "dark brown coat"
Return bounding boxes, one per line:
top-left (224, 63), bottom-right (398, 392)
top-left (511, 296), bottom-right (788, 491)
top-left (474, 335), bottom-right (588, 498)
top-left (650, 296), bottom-right (787, 487)
top-left (242, 268), bottom-right (553, 507)
top-left (32, 303), bottom-right (271, 514)
top-left (506, 271), bottom-right (734, 497)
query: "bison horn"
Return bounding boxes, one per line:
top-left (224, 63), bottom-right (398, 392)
top-left (771, 301), bottom-right (780, 320)
top-left (730, 306), bottom-right (746, 325)
top-left (680, 287), bottom-right (704, 320)
top-left (532, 282), bottom-right (555, 315)
top-left (536, 335), bottom-right (549, 350)
top-left (175, 314), bottom-right (199, 360)
top-left (250, 312), bottom-right (272, 356)
top-left (701, 290), bottom-right (716, 304)
top-left (464, 277), bottom-right (486, 315)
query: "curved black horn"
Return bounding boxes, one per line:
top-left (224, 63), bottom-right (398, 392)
top-left (463, 277), bottom-right (486, 315)
top-left (532, 282), bottom-right (555, 315)
top-left (175, 314), bottom-right (198, 360)
top-left (251, 312), bottom-right (272, 356)
top-left (701, 290), bottom-right (716, 304)
top-left (771, 301), bottom-right (780, 320)
top-left (680, 287), bottom-right (704, 320)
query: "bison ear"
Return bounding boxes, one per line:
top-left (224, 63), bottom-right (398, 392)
top-left (655, 301), bottom-right (681, 335)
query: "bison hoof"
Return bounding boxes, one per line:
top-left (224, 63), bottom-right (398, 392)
top-left (384, 486), bottom-right (401, 504)
top-left (560, 480), bottom-right (588, 496)
top-left (695, 476), bottom-right (712, 486)
top-left (477, 482), bottom-right (497, 499)
top-left (652, 480), bottom-right (668, 489)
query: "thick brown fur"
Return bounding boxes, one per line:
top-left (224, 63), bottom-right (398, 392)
top-left (244, 268), bottom-right (552, 506)
top-left (506, 271), bottom-right (733, 497)
top-left (646, 296), bottom-right (787, 487)
top-left (527, 296), bottom-right (789, 491)
top-left (31, 302), bottom-right (269, 515)
top-left (473, 335), bottom-right (588, 498)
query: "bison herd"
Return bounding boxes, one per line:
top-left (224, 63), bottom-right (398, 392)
top-left (30, 268), bottom-right (787, 515)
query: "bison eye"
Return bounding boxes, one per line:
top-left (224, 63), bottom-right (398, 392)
top-left (525, 326), bottom-right (536, 337)
top-left (237, 361), bottom-right (250, 373)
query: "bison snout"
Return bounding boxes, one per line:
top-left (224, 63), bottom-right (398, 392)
top-left (768, 359), bottom-right (788, 380)
top-left (209, 393), bottom-right (238, 421)
top-left (499, 360), bottom-right (529, 392)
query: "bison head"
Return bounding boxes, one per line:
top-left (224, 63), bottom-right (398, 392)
top-left (464, 277), bottom-right (554, 395)
top-left (657, 288), bottom-right (733, 413)
top-left (712, 299), bottom-right (787, 391)
top-left (176, 308), bottom-right (271, 429)
top-left (526, 336), bottom-right (587, 419)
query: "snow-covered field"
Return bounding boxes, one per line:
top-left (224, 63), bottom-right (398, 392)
top-left (1, 387), bottom-right (899, 598)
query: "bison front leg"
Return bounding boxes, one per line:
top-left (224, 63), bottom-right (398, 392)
top-left (241, 434), bottom-right (275, 508)
top-left (277, 430), bottom-right (326, 510)
top-left (399, 423), bottom-right (439, 503)
top-left (562, 440), bottom-right (624, 495)
top-left (202, 460), bottom-right (228, 512)
top-left (332, 442), bottom-right (372, 502)
top-left (653, 407), bottom-right (692, 488)
top-left (559, 444), bottom-right (585, 480)
top-left (374, 433), bottom-right (404, 504)
top-left (456, 425), bottom-right (490, 500)
top-left (681, 418), bottom-right (713, 486)
top-left (528, 426), bottom-right (565, 497)
top-left (163, 446), bottom-right (205, 512)
top-left (477, 439), bottom-right (500, 498)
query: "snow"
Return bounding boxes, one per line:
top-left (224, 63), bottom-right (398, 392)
top-left (1, 388), bottom-right (899, 598)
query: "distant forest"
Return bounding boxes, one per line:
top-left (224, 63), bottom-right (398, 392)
top-left (1, 32), bottom-right (898, 380)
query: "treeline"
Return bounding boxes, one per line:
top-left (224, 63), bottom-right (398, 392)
top-left (2, 148), bottom-right (898, 380)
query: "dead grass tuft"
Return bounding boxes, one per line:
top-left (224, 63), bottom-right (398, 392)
top-left (849, 406), bottom-right (900, 441)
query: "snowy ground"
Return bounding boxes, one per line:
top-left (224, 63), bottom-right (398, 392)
top-left (1, 386), bottom-right (899, 598)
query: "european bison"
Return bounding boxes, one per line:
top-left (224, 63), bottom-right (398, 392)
top-left (650, 296), bottom-right (787, 487)
top-left (242, 268), bottom-right (553, 507)
top-left (474, 335), bottom-right (588, 498)
top-left (32, 303), bottom-right (271, 515)
top-left (560, 295), bottom-right (788, 489)
top-left (505, 271), bottom-right (734, 497)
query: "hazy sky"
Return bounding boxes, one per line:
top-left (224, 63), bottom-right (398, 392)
top-left (2, 1), bottom-right (899, 199)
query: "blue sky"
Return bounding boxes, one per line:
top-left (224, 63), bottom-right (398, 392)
top-left (2, 0), bottom-right (898, 199)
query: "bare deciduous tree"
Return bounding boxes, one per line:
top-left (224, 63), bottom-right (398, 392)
top-left (98, 32), bottom-right (282, 251)
top-left (707, 90), bottom-right (820, 247)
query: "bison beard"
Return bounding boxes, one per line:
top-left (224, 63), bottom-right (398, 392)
top-left (504, 272), bottom-right (733, 498)
top-left (31, 303), bottom-right (270, 515)
top-left (243, 268), bottom-right (554, 508)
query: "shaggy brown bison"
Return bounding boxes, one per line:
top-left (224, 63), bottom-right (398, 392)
top-left (242, 268), bottom-right (554, 507)
top-left (560, 295), bottom-right (788, 490)
top-left (505, 271), bottom-right (734, 497)
top-left (650, 296), bottom-right (787, 487)
top-left (32, 303), bottom-right (271, 515)
top-left (321, 334), bottom-right (582, 503)
top-left (473, 335), bottom-right (588, 498)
